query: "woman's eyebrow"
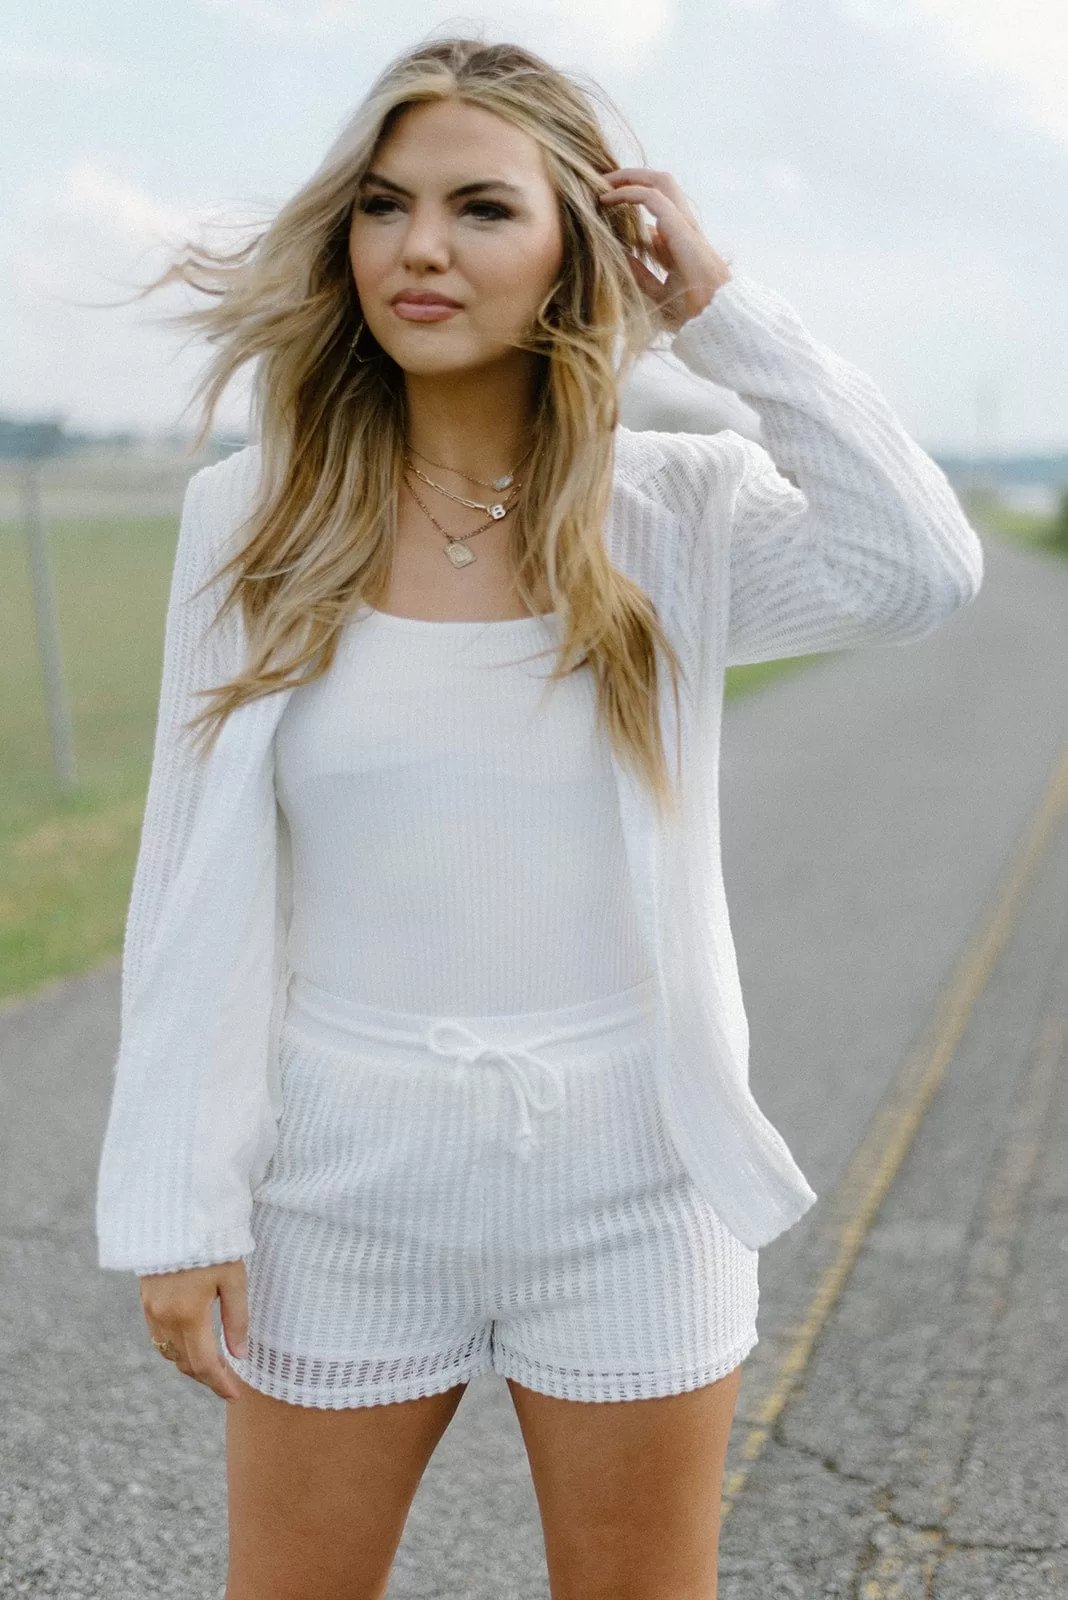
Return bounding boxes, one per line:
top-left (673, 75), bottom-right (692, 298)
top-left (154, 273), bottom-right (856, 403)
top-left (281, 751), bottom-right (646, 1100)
top-left (359, 171), bottom-right (524, 200)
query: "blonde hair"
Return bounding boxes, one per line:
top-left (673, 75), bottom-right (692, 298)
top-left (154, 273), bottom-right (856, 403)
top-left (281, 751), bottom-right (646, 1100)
top-left (137, 33), bottom-right (693, 818)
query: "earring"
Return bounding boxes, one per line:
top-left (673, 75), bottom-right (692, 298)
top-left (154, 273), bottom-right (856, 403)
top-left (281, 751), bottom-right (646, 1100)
top-left (349, 316), bottom-right (375, 364)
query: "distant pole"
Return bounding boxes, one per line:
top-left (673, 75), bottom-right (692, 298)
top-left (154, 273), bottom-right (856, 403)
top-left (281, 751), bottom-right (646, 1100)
top-left (21, 460), bottom-right (78, 789)
top-left (973, 375), bottom-right (1001, 501)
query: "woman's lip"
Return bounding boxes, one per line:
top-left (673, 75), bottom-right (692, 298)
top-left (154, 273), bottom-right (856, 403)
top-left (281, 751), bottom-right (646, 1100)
top-left (392, 299), bottom-right (462, 320)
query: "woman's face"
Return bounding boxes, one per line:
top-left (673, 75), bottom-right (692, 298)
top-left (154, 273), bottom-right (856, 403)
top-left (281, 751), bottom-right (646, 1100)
top-left (348, 98), bottom-right (566, 379)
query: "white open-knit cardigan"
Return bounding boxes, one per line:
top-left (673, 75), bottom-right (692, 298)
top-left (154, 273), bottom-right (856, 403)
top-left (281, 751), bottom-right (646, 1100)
top-left (95, 272), bottom-right (984, 1273)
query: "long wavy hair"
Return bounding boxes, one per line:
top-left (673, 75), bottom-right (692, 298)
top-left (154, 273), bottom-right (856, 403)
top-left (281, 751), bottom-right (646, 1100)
top-left (135, 33), bottom-right (694, 818)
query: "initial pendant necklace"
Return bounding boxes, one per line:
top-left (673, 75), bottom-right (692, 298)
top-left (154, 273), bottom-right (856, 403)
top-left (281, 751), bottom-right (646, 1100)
top-left (401, 440), bottom-right (533, 568)
top-left (404, 474), bottom-right (520, 567)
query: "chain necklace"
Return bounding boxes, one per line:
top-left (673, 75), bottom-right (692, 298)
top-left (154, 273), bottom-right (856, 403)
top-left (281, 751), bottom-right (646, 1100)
top-left (403, 456), bottom-right (521, 520)
top-left (403, 470), bottom-right (520, 568)
top-left (405, 439), bottom-right (535, 493)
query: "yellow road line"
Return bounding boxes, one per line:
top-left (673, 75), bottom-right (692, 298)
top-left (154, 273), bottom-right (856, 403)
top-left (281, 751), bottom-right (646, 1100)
top-left (722, 738), bottom-right (1068, 1520)
top-left (859, 1009), bottom-right (1067, 1595)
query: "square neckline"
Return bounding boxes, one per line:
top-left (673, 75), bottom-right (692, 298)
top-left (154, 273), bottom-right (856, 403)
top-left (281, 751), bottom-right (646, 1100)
top-left (365, 606), bottom-right (557, 629)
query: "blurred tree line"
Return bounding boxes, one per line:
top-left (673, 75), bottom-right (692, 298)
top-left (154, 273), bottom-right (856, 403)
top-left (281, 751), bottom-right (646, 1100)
top-left (0, 413), bottom-right (246, 461)
top-left (0, 414), bottom-right (143, 460)
top-left (1052, 488), bottom-right (1068, 553)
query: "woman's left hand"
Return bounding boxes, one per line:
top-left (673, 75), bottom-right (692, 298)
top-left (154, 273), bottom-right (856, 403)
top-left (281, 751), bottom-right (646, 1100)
top-left (597, 168), bottom-right (733, 333)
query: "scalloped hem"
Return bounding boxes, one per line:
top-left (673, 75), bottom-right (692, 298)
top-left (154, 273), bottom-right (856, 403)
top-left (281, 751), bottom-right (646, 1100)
top-left (219, 1325), bottom-right (758, 1409)
top-left (219, 1329), bottom-right (494, 1410)
top-left (491, 1327), bottom-right (759, 1403)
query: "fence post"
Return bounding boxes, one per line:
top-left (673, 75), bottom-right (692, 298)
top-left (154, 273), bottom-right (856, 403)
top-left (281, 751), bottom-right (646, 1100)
top-left (22, 459), bottom-right (78, 790)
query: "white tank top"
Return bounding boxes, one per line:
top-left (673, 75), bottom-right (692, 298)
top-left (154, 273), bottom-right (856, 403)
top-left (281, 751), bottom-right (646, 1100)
top-left (274, 605), bottom-right (652, 1015)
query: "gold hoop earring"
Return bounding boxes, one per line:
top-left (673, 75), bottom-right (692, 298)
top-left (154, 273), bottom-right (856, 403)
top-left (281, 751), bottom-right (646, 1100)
top-left (349, 316), bottom-right (375, 364)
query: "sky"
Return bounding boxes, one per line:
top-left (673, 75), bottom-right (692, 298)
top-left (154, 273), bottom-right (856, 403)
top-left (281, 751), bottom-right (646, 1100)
top-left (2, 0), bottom-right (1065, 455)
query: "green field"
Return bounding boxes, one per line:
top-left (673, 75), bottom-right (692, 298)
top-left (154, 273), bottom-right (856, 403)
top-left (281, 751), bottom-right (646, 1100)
top-left (2, 489), bottom-right (1060, 1005)
top-left (1, 514), bottom-right (177, 1000)
top-left (958, 488), bottom-right (1068, 551)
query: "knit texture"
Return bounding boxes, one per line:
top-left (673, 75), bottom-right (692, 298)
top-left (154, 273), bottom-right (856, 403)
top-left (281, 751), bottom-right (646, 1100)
top-left (274, 606), bottom-right (651, 1014)
top-left (218, 978), bottom-right (758, 1408)
top-left (95, 270), bottom-right (984, 1271)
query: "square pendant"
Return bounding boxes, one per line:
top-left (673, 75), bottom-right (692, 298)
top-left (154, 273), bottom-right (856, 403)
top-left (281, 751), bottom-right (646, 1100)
top-left (446, 542), bottom-right (476, 567)
top-left (489, 504), bottom-right (507, 519)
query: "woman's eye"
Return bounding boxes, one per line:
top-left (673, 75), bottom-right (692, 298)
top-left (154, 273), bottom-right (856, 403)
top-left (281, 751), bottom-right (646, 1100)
top-left (357, 196), bottom-right (511, 221)
top-left (467, 202), bottom-right (512, 220)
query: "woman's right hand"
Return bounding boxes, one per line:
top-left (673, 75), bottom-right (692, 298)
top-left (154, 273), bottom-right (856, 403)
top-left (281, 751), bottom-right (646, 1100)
top-left (139, 1259), bottom-right (249, 1402)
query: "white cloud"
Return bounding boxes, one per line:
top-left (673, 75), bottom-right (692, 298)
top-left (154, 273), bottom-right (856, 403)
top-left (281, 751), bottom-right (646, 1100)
top-left (760, 160), bottom-right (810, 196)
top-left (200, 0), bottom-right (676, 69)
top-left (2, 44), bottom-right (122, 87)
top-left (11, 164), bottom-right (216, 345)
top-left (3, 194), bottom-right (254, 434)
top-left (53, 161), bottom-right (202, 245)
top-left (200, 0), bottom-right (300, 32)
top-left (32, 159), bottom-right (266, 254)
top-left (840, 0), bottom-right (1068, 146)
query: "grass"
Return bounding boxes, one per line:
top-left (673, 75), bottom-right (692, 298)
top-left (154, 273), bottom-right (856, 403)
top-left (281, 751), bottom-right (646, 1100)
top-left (4, 488), bottom-right (1061, 1006)
top-left (1, 513), bottom-right (175, 1001)
top-left (959, 487), bottom-right (1068, 556)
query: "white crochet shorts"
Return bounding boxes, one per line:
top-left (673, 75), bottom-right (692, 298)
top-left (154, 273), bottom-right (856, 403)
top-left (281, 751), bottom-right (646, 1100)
top-left (219, 972), bottom-right (759, 1409)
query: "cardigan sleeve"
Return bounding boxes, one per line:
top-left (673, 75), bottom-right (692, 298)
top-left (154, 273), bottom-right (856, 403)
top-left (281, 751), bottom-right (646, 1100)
top-left (117, 464), bottom-right (238, 1043)
top-left (667, 273), bottom-right (985, 667)
top-left (96, 461), bottom-right (254, 1276)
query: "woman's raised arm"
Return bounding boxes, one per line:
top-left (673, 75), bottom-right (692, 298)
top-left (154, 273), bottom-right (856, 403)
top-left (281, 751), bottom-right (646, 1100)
top-left (668, 273), bottom-right (985, 667)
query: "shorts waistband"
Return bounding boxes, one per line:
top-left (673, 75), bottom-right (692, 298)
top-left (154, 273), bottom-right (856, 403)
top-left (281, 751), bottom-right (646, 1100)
top-left (285, 970), bottom-right (659, 1053)
top-left (281, 974), bottom-right (659, 1163)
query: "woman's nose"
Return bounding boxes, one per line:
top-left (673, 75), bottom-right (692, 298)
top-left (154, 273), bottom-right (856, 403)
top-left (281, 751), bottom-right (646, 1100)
top-left (399, 207), bottom-right (452, 270)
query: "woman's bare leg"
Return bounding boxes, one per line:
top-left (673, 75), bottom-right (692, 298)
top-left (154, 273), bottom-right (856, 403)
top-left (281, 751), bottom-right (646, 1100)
top-left (508, 1362), bottom-right (743, 1600)
top-left (225, 1368), bottom-right (469, 1600)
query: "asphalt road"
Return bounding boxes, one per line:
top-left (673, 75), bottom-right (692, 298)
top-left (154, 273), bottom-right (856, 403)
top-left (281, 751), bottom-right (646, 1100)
top-left (2, 526), bottom-right (1066, 1598)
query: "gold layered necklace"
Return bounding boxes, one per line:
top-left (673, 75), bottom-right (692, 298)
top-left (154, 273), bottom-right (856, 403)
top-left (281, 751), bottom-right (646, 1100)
top-left (402, 440), bottom-right (534, 568)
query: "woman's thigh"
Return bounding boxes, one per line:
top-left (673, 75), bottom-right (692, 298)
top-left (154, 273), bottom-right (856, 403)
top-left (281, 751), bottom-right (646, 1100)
top-left (225, 1368), bottom-right (469, 1600)
top-left (507, 1362), bottom-right (744, 1600)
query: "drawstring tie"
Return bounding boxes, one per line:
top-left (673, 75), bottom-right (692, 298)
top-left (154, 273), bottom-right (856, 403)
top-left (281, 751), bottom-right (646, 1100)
top-left (425, 1019), bottom-right (566, 1159)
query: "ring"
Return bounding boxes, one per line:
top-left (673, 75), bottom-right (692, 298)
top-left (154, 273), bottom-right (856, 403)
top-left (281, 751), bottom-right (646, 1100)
top-left (151, 1336), bottom-right (177, 1357)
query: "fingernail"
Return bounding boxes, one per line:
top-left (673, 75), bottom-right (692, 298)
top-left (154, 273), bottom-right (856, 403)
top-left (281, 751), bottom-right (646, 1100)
top-left (235, 1338), bottom-right (248, 1359)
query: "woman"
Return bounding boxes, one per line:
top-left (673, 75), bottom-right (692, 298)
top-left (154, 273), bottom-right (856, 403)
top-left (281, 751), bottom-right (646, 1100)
top-left (96, 35), bottom-right (984, 1600)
